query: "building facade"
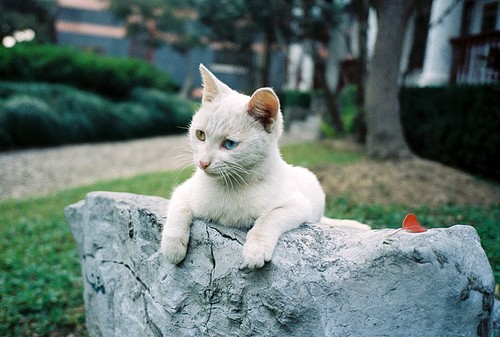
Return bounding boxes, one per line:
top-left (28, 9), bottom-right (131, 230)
top-left (55, 0), bottom-right (500, 92)
top-left (420, 0), bottom-right (500, 85)
top-left (54, 0), bottom-right (258, 92)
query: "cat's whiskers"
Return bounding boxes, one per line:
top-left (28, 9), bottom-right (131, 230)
top-left (218, 167), bottom-right (234, 190)
top-left (175, 162), bottom-right (196, 182)
top-left (227, 168), bottom-right (250, 189)
top-left (214, 163), bottom-right (249, 190)
top-left (166, 144), bottom-right (192, 159)
top-left (166, 146), bottom-right (195, 182)
top-left (173, 154), bottom-right (195, 170)
top-left (229, 162), bottom-right (251, 175)
top-left (227, 162), bottom-right (252, 188)
top-left (168, 146), bottom-right (193, 168)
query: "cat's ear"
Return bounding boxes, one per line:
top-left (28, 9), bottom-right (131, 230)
top-left (199, 64), bottom-right (231, 103)
top-left (248, 88), bottom-right (280, 132)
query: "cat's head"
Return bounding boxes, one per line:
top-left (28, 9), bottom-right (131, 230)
top-left (189, 64), bottom-right (283, 183)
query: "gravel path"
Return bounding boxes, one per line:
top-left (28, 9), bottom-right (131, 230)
top-left (0, 135), bottom-right (191, 201)
top-left (0, 132), bottom-right (306, 201)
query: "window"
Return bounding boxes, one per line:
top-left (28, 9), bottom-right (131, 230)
top-left (481, 2), bottom-right (499, 32)
top-left (460, 0), bottom-right (474, 36)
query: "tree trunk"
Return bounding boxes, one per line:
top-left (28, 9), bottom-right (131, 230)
top-left (352, 0), bottom-right (369, 143)
top-left (365, 0), bottom-right (413, 159)
top-left (316, 59), bottom-right (344, 134)
top-left (179, 53), bottom-right (193, 99)
top-left (261, 32), bottom-right (273, 87)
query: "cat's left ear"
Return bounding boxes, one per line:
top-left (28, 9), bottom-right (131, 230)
top-left (248, 88), bottom-right (280, 132)
top-left (199, 64), bottom-right (231, 103)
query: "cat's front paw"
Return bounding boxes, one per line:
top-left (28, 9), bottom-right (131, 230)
top-left (241, 235), bottom-right (275, 269)
top-left (161, 235), bottom-right (189, 265)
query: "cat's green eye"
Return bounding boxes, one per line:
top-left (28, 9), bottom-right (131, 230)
top-left (196, 130), bottom-right (205, 141)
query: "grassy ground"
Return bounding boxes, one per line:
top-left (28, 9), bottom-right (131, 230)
top-left (0, 142), bottom-right (498, 336)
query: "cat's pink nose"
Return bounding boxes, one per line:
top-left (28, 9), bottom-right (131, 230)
top-left (199, 161), bottom-right (211, 169)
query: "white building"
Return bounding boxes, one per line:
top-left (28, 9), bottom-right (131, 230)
top-left (420, 0), bottom-right (500, 85)
top-left (326, 0), bottom-right (500, 91)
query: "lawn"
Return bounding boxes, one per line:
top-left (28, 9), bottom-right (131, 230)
top-left (0, 142), bottom-right (498, 336)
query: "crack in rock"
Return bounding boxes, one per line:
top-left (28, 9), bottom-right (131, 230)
top-left (203, 225), bottom-right (217, 336)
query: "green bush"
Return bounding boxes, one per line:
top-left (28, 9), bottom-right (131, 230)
top-left (0, 44), bottom-right (178, 99)
top-left (280, 90), bottom-right (312, 108)
top-left (0, 95), bottom-right (62, 147)
top-left (400, 85), bottom-right (500, 180)
top-left (0, 81), bottom-right (194, 149)
top-left (130, 87), bottom-right (194, 134)
top-left (338, 85), bottom-right (359, 133)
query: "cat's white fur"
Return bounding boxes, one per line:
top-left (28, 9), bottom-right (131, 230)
top-left (161, 64), bottom-right (369, 269)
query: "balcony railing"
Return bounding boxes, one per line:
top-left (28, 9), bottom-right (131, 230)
top-left (450, 30), bottom-right (500, 84)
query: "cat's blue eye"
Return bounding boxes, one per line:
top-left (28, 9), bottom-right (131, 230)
top-left (222, 139), bottom-right (239, 150)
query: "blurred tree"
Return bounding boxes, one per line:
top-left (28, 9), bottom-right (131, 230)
top-left (0, 0), bottom-right (57, 43)
top-left (198, 0), bottom-right (345, 132)
top-left (347, 0), bottom-right (369, 143)
top-left (108, 0), bottom-right (203, 96)
top-left (195, 0), bottom-right (252, 85)
top-left (305, 0), bottom-right (345, 133)
top-left (108, 0), bottom-right (200, 60)
top-left (197, 0), bottom-right (293, 88)
top-left (364, 0), bottom-right (414, 159)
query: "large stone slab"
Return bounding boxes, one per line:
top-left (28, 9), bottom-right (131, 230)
top-left (65, 191), bottom-right (496, 337)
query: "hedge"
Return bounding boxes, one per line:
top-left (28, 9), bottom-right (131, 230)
top-left (279, 90), bottom-right (312, 108)
top-left (0, 44), bottom-right (178, 99)
top-left (400, 85), bottom-right (500, 180)
top-left (0, 82), bottom-right (194, 149)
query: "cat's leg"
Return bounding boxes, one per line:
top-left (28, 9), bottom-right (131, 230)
top-left (242, 193), bottom-right (311, 269)
top-left (161, 183), bottom-right (193, 264)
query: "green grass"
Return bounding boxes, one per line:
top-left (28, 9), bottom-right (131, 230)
top-left (0, 142), bottom-right (498, 336)
top-left (281, 141), bottom-right (363, 166)
top-left (0, 170), bottom-right (192, 336)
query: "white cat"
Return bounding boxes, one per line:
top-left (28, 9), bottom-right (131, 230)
top-left (161, 64), bottom-right (369, 269)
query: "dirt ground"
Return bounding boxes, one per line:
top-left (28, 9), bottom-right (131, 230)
top-left (312, 140), bottom-right (500, 207)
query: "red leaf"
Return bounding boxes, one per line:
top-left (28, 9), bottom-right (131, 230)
top-left (402, 213), bottom-right (427, 233)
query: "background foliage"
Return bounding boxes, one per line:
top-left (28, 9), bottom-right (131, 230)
top-left (0, 82), bottom-right (194, 149)
top-left (0, 0), bottom-right (57, 43)
top-left (400, 85), bottom-right (500, 180)
top-left (0, 44), bottom-right (178, 99)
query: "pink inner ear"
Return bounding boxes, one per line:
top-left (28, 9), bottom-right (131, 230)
top-left (248, 89), bottom-right (279, 131)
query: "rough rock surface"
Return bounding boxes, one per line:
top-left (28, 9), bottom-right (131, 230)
top-left (65, 192), bottom-right (496, 337)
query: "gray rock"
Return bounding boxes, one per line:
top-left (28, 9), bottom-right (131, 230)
top-left (65, 191), bottom-right (496, 337)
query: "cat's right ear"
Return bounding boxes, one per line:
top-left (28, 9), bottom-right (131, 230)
top-left (199, 64), bottom-right (231, 103)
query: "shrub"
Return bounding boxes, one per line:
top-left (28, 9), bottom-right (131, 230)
top-left (280, 90), bottom-right (312, 108)
top-left (338, 85), bottom-right (359, 133)
top-left (0, 95), bottom-right (62, 147)
top-left (0, 81), bottom-right (194, 149)
top-left (130, 87), bottom-right (194, 134)
top-left (0, 44), bottom-right (178, 99)
top-left (400, 85), bottom-right (500, 180)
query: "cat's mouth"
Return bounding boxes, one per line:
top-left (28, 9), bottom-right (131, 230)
top-left (202, 169), bottom-right (218, 178)
top-left (200, 163), bottom-right (251, 186)
top-left (199, 165), bottom-right (220, 178)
